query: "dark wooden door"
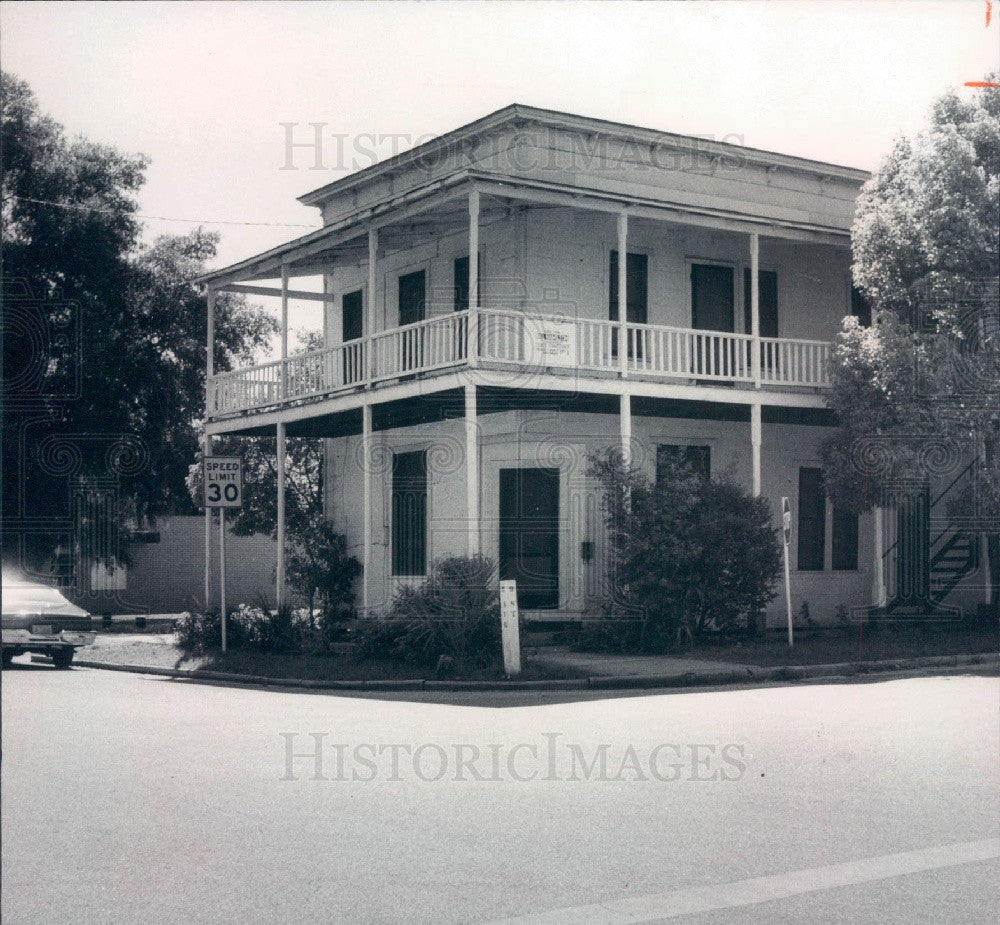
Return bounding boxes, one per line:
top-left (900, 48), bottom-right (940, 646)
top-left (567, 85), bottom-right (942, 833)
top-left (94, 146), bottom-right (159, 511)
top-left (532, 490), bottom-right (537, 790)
top-left (610, 251), bottom-right (648, 358)
top-left (342, 289), bottom-right (363, 383)
top-left (691, 264), bottom-right (734, 377)
top-left (398, 270), bottom-right (426, 372)
top-left (499, 468), bottom-right (560, 610)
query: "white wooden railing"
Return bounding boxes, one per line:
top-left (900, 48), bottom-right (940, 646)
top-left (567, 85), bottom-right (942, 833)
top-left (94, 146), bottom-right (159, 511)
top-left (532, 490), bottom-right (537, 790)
top-left (207, 308), bottom-right (831, 416)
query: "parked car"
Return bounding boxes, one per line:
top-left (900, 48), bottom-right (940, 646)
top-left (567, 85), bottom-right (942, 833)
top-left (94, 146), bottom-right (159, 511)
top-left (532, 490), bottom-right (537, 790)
top-left (2, 571), bottom-right (95, 668)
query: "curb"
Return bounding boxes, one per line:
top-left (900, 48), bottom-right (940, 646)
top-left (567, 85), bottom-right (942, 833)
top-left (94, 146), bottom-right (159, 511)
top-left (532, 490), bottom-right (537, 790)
top-left (58, 651), bottom-right (1000, 692)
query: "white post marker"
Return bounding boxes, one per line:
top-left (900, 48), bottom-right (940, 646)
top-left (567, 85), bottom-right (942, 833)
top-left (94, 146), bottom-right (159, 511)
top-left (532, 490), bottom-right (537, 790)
top-left (204, 456), bottom-right (243, 653)
top-left (499, 580), bottom-right (521, 677)
top-left (781, 496), bottom-right (793, 647)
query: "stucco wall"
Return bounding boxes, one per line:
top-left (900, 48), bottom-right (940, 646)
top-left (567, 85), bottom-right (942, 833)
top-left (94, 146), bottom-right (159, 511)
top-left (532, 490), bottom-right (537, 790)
top-left (324, 409), bottom-right (882, 625)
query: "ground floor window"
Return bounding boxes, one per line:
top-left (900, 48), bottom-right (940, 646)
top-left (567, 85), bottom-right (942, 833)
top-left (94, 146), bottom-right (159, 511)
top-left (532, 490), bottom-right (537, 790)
top-left (656, 444), bottom-right (711, 482)
top-left (391, 450), bottom-right (427, 576)
top-left (831, 505), bottom-right (859, 570)
top-left (797, 467), bottom-right (825, 571)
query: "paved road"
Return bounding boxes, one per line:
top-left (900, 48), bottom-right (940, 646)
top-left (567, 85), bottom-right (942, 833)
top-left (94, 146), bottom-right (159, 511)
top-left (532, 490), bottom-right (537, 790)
top-left (2, 663), bottom-right (998, 923)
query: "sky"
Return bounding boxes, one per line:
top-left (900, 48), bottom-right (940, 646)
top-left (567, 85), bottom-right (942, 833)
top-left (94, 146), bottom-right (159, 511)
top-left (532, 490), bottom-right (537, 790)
top-left (2, 0), bottom-right (996, 337)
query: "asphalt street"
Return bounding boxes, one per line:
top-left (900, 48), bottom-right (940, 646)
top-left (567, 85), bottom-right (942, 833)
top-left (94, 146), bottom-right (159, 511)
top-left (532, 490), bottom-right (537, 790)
top-left (2, 663), bottom-right (998, 923)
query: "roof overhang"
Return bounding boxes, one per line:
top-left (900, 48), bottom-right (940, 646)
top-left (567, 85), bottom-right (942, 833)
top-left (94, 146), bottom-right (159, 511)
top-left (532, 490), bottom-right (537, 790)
top-left (296, 103), bottom-right (870, 209)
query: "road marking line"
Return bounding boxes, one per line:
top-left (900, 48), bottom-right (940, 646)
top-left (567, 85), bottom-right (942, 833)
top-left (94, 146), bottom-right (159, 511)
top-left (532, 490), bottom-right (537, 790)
top-left (486, 837), bottom-right (1000, 924)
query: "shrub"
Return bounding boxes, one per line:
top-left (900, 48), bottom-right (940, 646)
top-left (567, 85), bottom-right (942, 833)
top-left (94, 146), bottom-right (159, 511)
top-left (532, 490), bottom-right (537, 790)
top-left (175, 601), bottom-right (314, 654)
top-left (590, 448), bottom-right (781, 651)
top-left (378, 555), bottom-right (502, 669)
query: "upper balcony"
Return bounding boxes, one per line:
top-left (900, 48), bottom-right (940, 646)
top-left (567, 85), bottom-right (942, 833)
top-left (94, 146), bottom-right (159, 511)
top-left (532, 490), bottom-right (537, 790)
top-left (207, 307), bottom-right (831, 420)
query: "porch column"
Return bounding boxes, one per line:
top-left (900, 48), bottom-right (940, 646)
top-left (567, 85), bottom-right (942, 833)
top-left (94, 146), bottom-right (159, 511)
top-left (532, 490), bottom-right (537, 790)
top-left (617, 211), bottom-right (628, 378)
top-left (276, 421), bottom-right (287, 610)
top-left (367, 226), bottom-right (378, 383)
top-left (468, 187), bottom-right (480, 366)
top-left (465, 384), bottom-right (479, 555)
top-left (750, 402), bottom-right (762, 496)
top-left (280, 264), bottom-right (290, 398)
top-left (362, 403), bottom-right (372, 613)
top-left (873, 505), bottom-right (887, 608)
top-left (619, 393), bottom-right (632, 466)
top-left (749, 231), bottom-right (761, 388)
top-left (204, 286), bottom-right (215, 613)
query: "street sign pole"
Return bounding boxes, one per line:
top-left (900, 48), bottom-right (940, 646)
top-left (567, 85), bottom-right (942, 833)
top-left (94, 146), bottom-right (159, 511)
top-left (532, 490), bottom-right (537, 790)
top-left (204, 455), bottom-right (242, 654)
top-left (781, 496), bottom-right (794, 648)
top-left (219, 508), bottom-right (227, 653)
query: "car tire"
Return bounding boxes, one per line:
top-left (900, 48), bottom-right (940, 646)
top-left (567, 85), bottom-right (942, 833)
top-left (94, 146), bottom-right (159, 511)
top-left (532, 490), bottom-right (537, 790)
top-left (51, 648), bottom-right (74, 669)
top-left (1, 649), bottom-right (13, 669)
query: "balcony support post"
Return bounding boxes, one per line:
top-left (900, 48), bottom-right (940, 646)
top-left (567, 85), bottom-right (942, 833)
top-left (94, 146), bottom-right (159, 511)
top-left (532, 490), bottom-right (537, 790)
top-left (749, 231), bottom-right (761, 388)
top-left (619, 392), bottom-right (632, 466)
top-left (750, 402), bottom-right (762, 496)
top-left (617, 211), bottom-right (628, 378)
top-left (276, 421), bottom-right (287, 610)
top-left (468, 187), bottom-right (480, 367)
top-left (465, 384), bottom-right (479, 555)
top-left (367, 226), bottom-right (378, 384)
top-left (280, 264), bottom-right (290, 399)
top-left (362, 403), bottom-right (372, 614)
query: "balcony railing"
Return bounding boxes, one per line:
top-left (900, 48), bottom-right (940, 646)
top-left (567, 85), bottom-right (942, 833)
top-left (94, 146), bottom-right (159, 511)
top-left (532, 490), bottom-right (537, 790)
top-left (207, 308), bottom-right (831, 416)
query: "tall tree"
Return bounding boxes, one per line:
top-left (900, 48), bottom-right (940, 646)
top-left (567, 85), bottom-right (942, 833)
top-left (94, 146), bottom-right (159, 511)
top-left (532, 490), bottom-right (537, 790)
top-left (822, 77), bottom-right (1000, 604)
top-left (2, 71), bottom-right (276, 568)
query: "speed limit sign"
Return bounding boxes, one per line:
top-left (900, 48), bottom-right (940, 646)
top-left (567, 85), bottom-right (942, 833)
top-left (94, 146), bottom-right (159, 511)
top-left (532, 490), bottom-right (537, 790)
top-left (204, 457), bottom-right (243, 508)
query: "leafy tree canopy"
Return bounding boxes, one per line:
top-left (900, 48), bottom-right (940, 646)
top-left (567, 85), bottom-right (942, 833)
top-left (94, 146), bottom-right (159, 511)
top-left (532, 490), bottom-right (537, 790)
top-left (2, 71), bottom-right (277, 565)
top-left (823, 77), bottom-right (999, 599)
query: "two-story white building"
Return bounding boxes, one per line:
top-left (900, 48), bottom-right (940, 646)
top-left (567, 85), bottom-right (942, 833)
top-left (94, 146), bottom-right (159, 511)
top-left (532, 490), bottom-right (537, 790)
top-left (198, 105), bottom-right (986, 627)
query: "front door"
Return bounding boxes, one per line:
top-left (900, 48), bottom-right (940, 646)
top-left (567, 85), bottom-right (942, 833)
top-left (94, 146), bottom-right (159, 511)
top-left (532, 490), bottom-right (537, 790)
top-left (499, 468), bottom-right (560, 610)
top-left (691, 264), bottom-right (734, 378)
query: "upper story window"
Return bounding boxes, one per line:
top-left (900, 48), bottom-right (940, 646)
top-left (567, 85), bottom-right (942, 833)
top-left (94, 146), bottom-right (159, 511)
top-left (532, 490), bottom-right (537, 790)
top-left (690, 263), bottom-right (735, 333)
top-left (850, 284), bottom-right (872, 327)
top-left (398, 270), bottom-right (426, 326)
top-left (453, 255), bottom-right (480, 312)
top-left (342, 289), bottom-right (363, 342)
top-left (743, 268), bottom-right (778, 337)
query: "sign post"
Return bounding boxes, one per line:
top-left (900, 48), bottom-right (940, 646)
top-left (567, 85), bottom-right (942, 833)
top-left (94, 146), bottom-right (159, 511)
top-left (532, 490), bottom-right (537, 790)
top-left (781, 496), bottom-right (794, 648)
top-left (499, 580), bottom-right (521, 677)
top-left (204, 457), bottom-right (243, 653)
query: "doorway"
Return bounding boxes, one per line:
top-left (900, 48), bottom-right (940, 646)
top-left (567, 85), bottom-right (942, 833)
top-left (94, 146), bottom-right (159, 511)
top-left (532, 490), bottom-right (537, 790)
top-left (499, 468), bottom-right (560, 610)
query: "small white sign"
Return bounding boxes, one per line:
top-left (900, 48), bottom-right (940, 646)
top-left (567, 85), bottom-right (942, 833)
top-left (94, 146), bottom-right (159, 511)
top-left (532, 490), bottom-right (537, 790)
top-left (524, 317), bottom-right (577, 368)
top-left (499, 580), bottom-right (522, 677)
top-left (204, 456), bottom-right (243, 508)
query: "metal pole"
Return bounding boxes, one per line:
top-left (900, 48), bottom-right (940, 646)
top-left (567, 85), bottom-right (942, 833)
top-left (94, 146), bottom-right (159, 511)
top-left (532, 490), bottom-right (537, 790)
top-left (204, 287), bottom-right (215, 615)
top-left (219, 508), bottom-right (227, 652)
